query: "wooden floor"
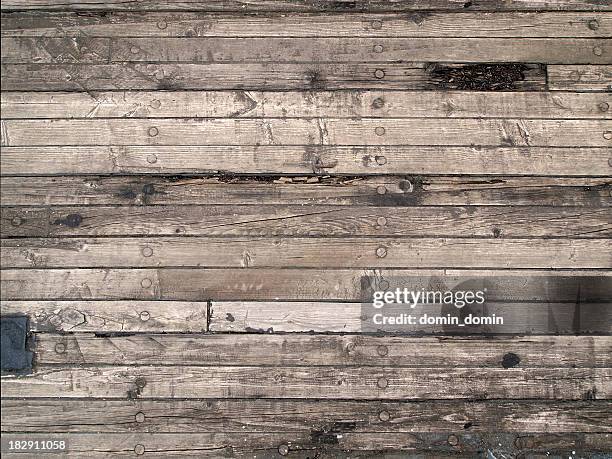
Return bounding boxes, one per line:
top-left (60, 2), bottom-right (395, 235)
top-left (1, 0), bottom-right (611, 457)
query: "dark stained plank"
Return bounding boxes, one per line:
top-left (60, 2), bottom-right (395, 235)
top-left (3, 399), bottom-right (610, 433)
top-left (2, 0), bottom-right (611, 12)
top-left (3, 118), bottom-right (610, 147)
top-left (2, 365), bottom-right (610, 399)
top-left (3, 205), bottom-right (611, 238)
top-left (2, 147), bottom-right (611, 177)
top-left (3, 12), bottom-right (611, 38)
top-left (4, 37), bottom-right (610, 64)
top-left (3, 268), bottom-right (610, 301)
top-left (2, 237), bottom-right (610, 268)
top-left (34, 334), bottom-right (612, 366)
top-left (0, 301), bottom-right (208, 332)
top-left (0, 62), bottom-right (547, 91)
top-left (3, 91), bottom-right (611, 119)
top-left (548, 65), bottom-right (612, 90)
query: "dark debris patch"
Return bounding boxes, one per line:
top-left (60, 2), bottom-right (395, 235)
top-left (427, 63), bottom-right (531, 91)
top-left (1, 316), bottom-right (33, 374)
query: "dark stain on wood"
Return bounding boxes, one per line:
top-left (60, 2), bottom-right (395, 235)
top-left (502, 352), bottom-right (521, 368)
top-left (428, 63), bottom-right (532, 91)
top-left (53, 213), bottom-right (83, 228)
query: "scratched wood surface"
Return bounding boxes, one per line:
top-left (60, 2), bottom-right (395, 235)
top-left (1, 2), bottom-right (611, 458)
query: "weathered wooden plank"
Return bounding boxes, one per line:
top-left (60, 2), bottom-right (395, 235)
top-left (34, 334), bottom-right (612, 367)
top-left (0, 62), bottom-right (547, 91)
top-left (2, 0), bottom-right (610, 12)
top-left (2, 237), bottom-right (610, 268)
top-left (3, 399), bottom-right (611, 434)
top-left (0, 301), bottom-right (207, 332)
top-left (2, 268), bottom-right (609, 301)
top-left (3, 205), bottom-right (610, 238)
top-left (0, 432), bottom-right (608, 458)
top-left (3, 12), bottom-right (611, 38)
top-left (4, 37), bottom-right (610, 64)
top-left (2, 365), bottom-right (609, 399)
top-left (4, 118), bottom-right (610, 147)
top-left (548, 65), bottom-right (612, 90)
top-left (3, 91), bottom-right (611, 119)
top-left (2, 147), bottom-right (611, 177)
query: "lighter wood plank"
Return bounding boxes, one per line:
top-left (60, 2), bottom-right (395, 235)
top-left (4, 119), bottom-right (610, 147)
top-left (0, 62), bottom-right (547, 91)
top-left (2, 0), bottom-right (610, 11)
top-left (34, 334), bottom-right (612, 366)
top-left (2, 366), bottom-right (609, 399)
top-left (0, 301), bottom-right (207, 332)
top-left (3, 91), bottom-right (611, 119)
top-left (2, 268), bottom-right (609, 301)
top-left (2, 237), bottom-right (610, 268)
top-left (4, 37), bottom-right (610, 64)
top-left (3, 12), bottom-right (611, 38)
top-left (549, 65), bottom-right (612, 90)
top-left (3, 205), bottom-right (610, 238)
top-left (2, 176), bottom-right (610, 207)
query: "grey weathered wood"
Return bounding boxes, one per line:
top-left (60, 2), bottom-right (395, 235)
top-left (4, 37), bottom-right (610, 64)
top-left (2, 399), bottom-right (610, 433)
top-left (34, 334), bottom-right (612, 366)
top-left (2, 176), bottom-right (610, 208)
top-left (3, 12), bottom-right (611, 38)
top-left (2, 146), bottom-right (611, 177)
top-left (2, 237), bottom-right (610, 268)
top-left (548, 65), bottom-right (612, 90)
top-left (0, 301), bottom-right (207, 332)
top-left (2, 365), bottom-right (609, 399)
top-left (0, 62), bottom-right (547, 91)
top-left (2, 0), bottom-right (610, 11)
top-left (2, 268), bottom-right (609, 301)
top-left (3, 205), bottom-right (610, 238)
top-left (3, 118), bottom-right (610, 147)
top-left (3, 91), bottom-right (611, 119)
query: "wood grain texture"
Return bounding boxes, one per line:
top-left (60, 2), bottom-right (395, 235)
top-left (3, 91), bottom-right (611, 119)
top-left (0, 62), bottom-right (547, 91)
top-left (548, 65), bottom-right (612, 90)
top-left (2, 176), bottom-right (610, 207)
top-left (4, 37), bottom-right (610, 64)
top-left (3, 12), bottom-right (611, 38)
top-left (2, 237), bottom-right (610, 268)
top-left (0, 301), bottom-right (207, 332)
top-left (3, 399), bottom-right (611, 433)
top-left (2, 0), bottom-right (611, 12)
top-left (3, 205), bottom-right (610, 238)
top-left (2, 365), bottom-right (610, 399)
top-left (3, 268), bottom-right (609, 301)
top-left (34, 334), bottom-right (612, 366)
top-left (4, 118), bottom-right (611, 147)
top-left (2, 146), bottom-right (611, 176)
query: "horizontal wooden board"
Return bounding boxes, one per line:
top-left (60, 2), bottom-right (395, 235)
top-left (34, 334), bottom-right (612, 366)
top-left (210, 301), bottom-right (612, 334)
top-left (2, 237), bottom-right (610, 268)
top-left (4, 118), bottom-right (611, 147)
top-left (2, 268), bottom-right (610, 301)
top-left (2, 0), bottom-right (610, 12)
top-left (3, 205), bottom-right (610, 238)
top-left (0, 433), bottom-right (609, 458)
top-left (4, 37), bottom-right (611, 64)
top-left (2, 147), bottom-right (611, 177)
top-left (0, 62), bottom-right (547, 91)
top-left (2, 399), bottom-right (610, 433)
top-left (548, 64), bottom-right (612, 90)
top-left (3, 91), bottom-right (611, 119)
top-left (3, 12), bottom-right (611, 38)
top-left (0, 301), bottom-right (207, 332)
top-left (2, 176), bottom-right (610, 207)
top-left (2, 365), bottom-right (610, 399)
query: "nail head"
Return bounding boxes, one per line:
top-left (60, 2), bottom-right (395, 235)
top-left (130, 46), bottom-right (139, 54)
top-left (55, 342), bottom-right (66, 354)
top-left (139, 311), bottom-right (151, 322)
top-left (146, 154), bottom-right (158, 164)
top-left (378, 410), bottom-right (391, 422)
top-left (156, 20), bottom-right (168, 29)
top-left (278, 444), bottom-right (289, 456)
top-left (376, 247), bottom-right (387, 258)
top-left (134, 444), bottom-right (145, 455)
top-left (377, 345), bottom-right (389, 356)
top-left (603, 131), bottom-right (612, 140)
top-left (142, 246), bottom-right (153, 257)
top-left (135, 377), bottom-right (147, 388)
top-left (377, 376), bottom-right (388, 388)
top-left (11, 216), bottom-right (23, 227)
top-left (373, 44), bottom-right (384, 53)
top-left (447, 434), bottom-right (459, 446)
top-left (135, 412), bottom-right (145, 423)
top-left (148, 126), bottom-right (159, 137)
top-left (588, 19), bottom-right (600, 30)
top-left (141, 278), bottom-right (153, 288)
top-left (593, 46), bottom-right (603, 56)
top-left (376, 185), bottom-right (387, 195)
top-left (375, 155), bottom-right (387, 165)
top-left (372, 97), bottom-right (385, 109)
top-left (376, 216), bottom-right (387, 226)
top-left (374, 69), bottom-right (385, 79)
top-left (375, 127), bottom-right (386, 136)
top-left (371, 20), bottom-right (383, 30)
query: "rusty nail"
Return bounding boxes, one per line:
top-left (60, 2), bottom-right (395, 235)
top-left (55, 342), bottom-right (66, 354)
top-left (142, 247), bottom-right (153, 257)
top-left (374, 69), bottom-right (385, 79)
top-left (134, 444), bottom-right (145, 455)
top-left (376, 185), bottom-right (387, 195)
top-left (377, 377), bottom-right (388, 389)
top-left (278, 444), bottom-right (289, 456)
top-left (376, 247), bottom-right (387, 258)
top-left (378, 410), bottom-right (391, 422)
top-left (139, 311), bottom-right (151, 322)
top-left (377, 345), bottom-right (389, 357)
top-left (141, 278), bottom-right (153, 288)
